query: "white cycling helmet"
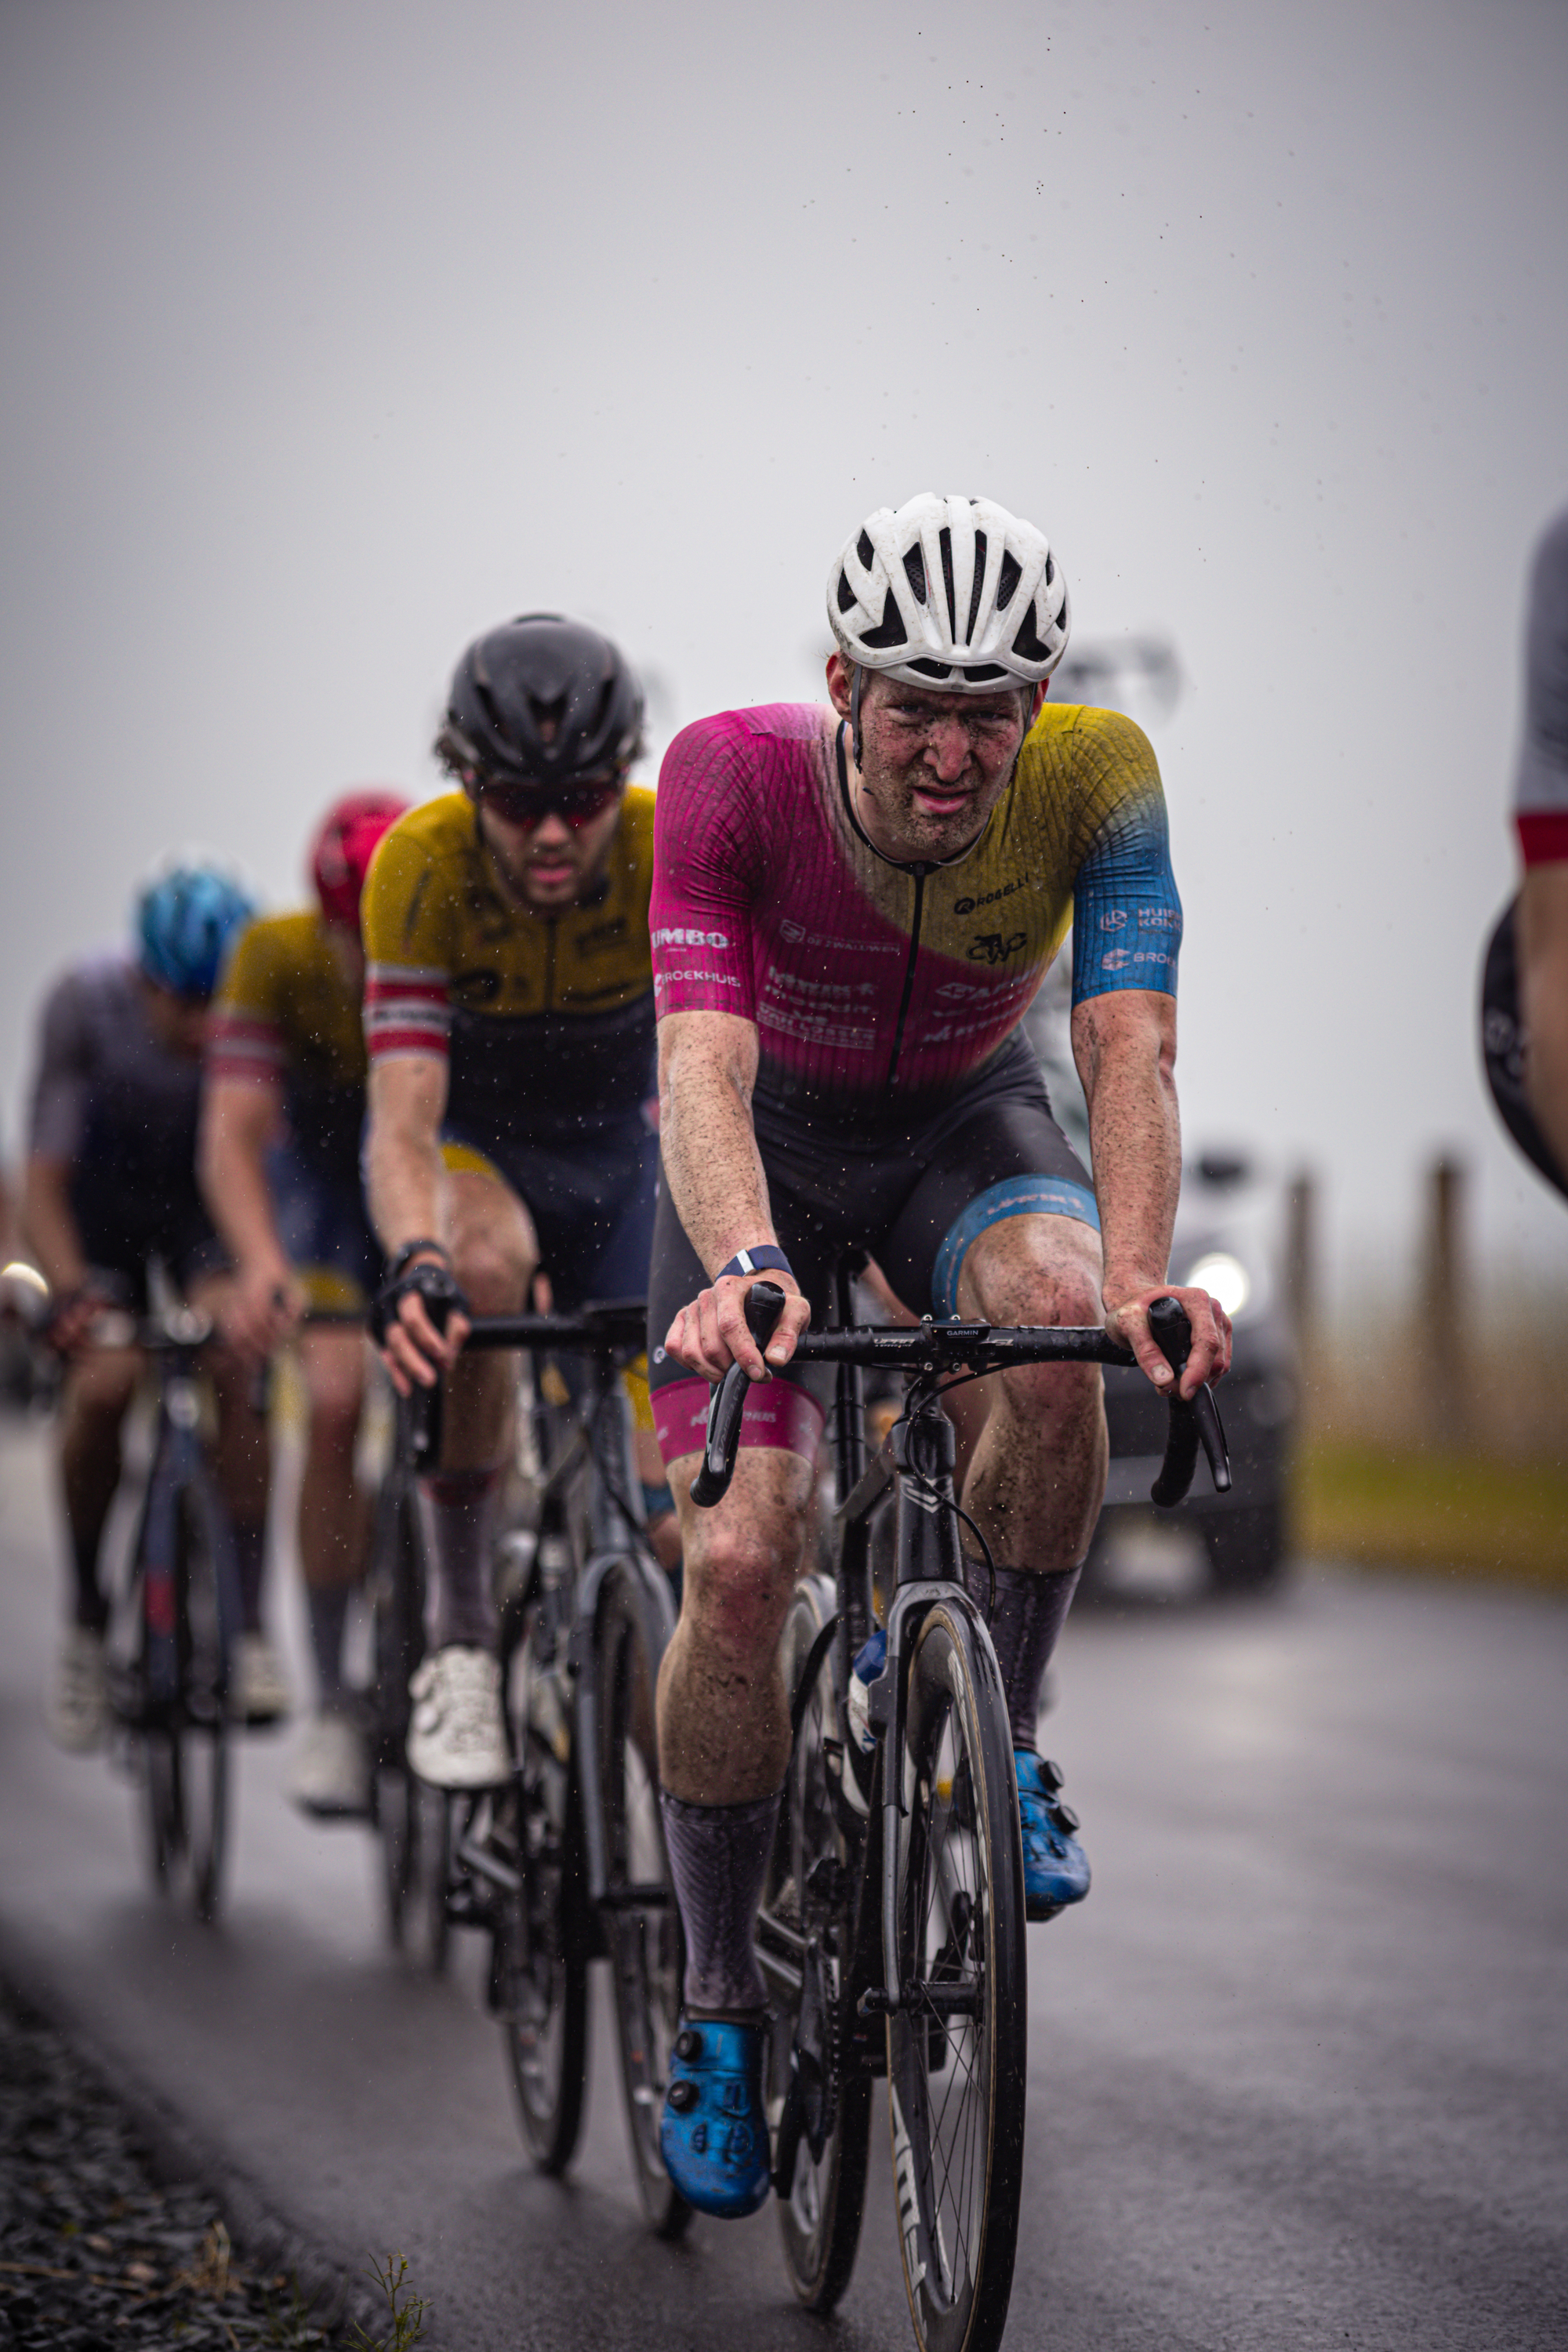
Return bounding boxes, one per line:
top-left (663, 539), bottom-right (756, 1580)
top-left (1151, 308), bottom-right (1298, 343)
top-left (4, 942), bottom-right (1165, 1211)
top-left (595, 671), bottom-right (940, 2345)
top-left (828, 492), bottom-right (1071, 691)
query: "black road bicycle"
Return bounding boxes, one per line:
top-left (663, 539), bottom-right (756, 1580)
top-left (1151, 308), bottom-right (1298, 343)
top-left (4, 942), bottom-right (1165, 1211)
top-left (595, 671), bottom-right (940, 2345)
top-left (691, 1271), bottom-right (1230, 2352)
top-left (365, 1300), bottom-right (691, 2235)
top-left (96, 1307), bottom-right (244, 1924)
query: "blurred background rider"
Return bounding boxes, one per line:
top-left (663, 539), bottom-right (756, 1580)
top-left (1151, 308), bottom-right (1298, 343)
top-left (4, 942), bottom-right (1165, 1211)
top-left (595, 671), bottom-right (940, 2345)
top-left (201, 792), bottom-right (409, 1817)
top-left (23, 862), bottom-right (282, 1750)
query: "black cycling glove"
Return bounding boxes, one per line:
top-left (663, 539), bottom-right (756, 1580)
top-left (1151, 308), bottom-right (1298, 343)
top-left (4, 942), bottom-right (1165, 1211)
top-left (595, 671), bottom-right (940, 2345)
top-left (370, 1258), bottom-right (471, 1349)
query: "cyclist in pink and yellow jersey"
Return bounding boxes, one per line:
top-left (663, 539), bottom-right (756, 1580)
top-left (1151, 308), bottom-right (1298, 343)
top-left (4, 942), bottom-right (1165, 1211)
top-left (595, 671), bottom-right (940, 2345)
top-left (646, 494), bottom-right (1231, 2218)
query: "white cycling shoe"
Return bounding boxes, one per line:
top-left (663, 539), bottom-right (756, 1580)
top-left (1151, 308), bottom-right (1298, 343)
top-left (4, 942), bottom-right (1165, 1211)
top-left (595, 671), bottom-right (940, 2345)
top-left (234, 1632), bottom-right (291, 1726)
top-left (407, 1646), bottom-right (510, 1789)
top-left (288, 1702), bottom-right (371, 1819)
top-left (48, 1625), bottom-right (109, 1753)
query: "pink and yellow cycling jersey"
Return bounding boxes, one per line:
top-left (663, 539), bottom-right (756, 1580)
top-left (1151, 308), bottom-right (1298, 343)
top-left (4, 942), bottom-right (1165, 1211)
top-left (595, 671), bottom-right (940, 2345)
top-left (650, 699), bottom-right (1181, 1123)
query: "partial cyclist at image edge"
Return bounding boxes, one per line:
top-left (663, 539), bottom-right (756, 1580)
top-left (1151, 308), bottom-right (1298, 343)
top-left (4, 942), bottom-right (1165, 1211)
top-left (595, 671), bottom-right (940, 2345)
top-left (361, 612), bottom-right (670, 1793)
top-left (200, 790), bottom-right (410, 1817)
top-left (1483, 503), bottom-right (1568, 1200)
top-left (22, 861), bottom-right (276, 1750)
top-left (647, 492), bottom-right (1230, 2219)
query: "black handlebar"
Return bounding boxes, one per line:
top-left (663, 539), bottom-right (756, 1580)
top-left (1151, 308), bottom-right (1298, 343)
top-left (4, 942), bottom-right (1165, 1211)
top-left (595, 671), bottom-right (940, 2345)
top-left (688, 1282), bottom-right (1231, 1513)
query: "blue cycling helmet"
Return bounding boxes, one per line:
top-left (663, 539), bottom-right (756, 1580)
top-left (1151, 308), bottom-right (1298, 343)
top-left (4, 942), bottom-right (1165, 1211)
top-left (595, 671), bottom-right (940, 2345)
top-left (135, 862), bottom-right (257, 1001)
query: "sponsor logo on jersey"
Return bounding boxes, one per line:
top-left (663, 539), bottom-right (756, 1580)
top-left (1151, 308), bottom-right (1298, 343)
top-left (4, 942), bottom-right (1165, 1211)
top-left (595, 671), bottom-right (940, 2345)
top-left (652, 925), bottom-right (730, 950)
top-left (1101, 947), bottom-right (1172, 973)
top-left (967, 931), bottom-right (1028, 966)
top-left (1138, 906), bottom-right (1181, 931)
top-left (953, 877), bottom-right (1028, 916)
top-left (1099, 909), bottom-right (1128, 931)
top-left (777, 917), bottom-right (899, 954)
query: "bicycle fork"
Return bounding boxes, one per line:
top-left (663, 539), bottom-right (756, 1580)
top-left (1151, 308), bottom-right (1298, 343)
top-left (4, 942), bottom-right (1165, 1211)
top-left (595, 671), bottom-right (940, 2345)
top-left (857, 1396), bottom-right (990, 2022)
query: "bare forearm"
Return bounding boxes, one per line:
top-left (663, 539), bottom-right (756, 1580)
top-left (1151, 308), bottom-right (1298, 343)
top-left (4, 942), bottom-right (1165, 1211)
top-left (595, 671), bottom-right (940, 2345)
top-left (1074, 996), bottom-right (1181, 1300)
top-left (199, 1095), bottom-right (288, 1276)
top-left (22, 1160), bottom-right (89, 1294)
top-left (367, 1126), bottom-right (445, 1258)
top-left (365, 1060), bottom-right (450, 1258)
top-left (661, 1063), bottom-right (775, 1275)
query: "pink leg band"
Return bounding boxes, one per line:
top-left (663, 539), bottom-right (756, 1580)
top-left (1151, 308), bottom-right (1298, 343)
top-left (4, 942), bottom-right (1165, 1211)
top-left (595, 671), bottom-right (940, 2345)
top-left (654, 1374), bottom-right (826, 1468)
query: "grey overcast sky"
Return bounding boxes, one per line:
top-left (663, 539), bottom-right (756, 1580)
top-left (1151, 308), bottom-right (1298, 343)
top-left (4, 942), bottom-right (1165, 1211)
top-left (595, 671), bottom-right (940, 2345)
top-left (2, 0), bottom-right (1566, 1294)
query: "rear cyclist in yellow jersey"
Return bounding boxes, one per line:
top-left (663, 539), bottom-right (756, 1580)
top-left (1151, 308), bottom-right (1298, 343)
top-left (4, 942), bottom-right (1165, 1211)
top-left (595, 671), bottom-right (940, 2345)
top-left (361, 614), bottom-right (670, 1791)
top-left (200, 793), bottom-right (408, 1814)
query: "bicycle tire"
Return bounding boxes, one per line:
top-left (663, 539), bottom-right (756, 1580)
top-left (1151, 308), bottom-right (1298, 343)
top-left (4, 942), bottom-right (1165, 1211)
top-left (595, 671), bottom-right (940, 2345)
top-left (765, 1577), bottom-right (873, 2314)
top-left (500, 1602), bottom-right (589, 2173)
top-left (176, 1478), bottom-right (233, 1923)
top-left (142, 1722), bottom-right (181, 1893)
top-left (595, 1556), bottom-right (691, 2238)
top-left (887, 1602), bottom-right (1027, 2352)
top-left (368, 1482), bottom-right (427, 1951)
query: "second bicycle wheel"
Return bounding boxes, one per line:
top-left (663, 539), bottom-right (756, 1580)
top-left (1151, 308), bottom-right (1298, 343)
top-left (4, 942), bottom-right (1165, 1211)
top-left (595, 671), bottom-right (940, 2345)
top-left (595, 1556), bottom-right (691, 2238)
top-left (764, 1576), bottom-right (873, 2314)
top-left (176, 1477), bottom-right (234, 1924)
top-left (886, 1602), bottom-right (1028, 2352)
top-left (499, 1605), bottom-right (589, 2173)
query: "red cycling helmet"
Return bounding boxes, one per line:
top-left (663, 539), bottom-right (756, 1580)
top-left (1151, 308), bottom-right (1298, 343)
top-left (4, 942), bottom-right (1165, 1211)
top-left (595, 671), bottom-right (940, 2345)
top-left (310, 790), bottom-right (411, 934)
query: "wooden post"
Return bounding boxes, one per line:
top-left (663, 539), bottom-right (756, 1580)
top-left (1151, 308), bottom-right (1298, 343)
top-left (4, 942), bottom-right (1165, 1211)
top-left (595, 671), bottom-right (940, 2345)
top-left (1420, 1155), bottom-right (1469, 1450)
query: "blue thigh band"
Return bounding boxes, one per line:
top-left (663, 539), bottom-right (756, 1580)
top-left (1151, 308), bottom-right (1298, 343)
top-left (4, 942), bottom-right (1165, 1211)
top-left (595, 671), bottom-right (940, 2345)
top-left (932, 1177), bottom-right (1101, 1317)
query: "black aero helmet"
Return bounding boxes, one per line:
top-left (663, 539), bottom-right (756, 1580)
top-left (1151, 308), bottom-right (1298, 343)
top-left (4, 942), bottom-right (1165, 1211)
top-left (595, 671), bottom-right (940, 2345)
top-left (438, 614), bottom-right (644, 786)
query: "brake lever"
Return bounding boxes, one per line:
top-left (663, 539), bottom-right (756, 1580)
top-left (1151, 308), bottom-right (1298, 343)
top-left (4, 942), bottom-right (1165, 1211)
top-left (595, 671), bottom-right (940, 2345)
top-left (690, 1282), bottom-right (788, 1508)
top-left (1146, 1295), bottom-right (1232, 1505)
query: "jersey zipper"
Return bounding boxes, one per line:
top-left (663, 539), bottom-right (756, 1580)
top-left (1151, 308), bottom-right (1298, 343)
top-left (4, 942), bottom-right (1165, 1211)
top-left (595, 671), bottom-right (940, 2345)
top-left (887, 865), bottom-right (930, 1089)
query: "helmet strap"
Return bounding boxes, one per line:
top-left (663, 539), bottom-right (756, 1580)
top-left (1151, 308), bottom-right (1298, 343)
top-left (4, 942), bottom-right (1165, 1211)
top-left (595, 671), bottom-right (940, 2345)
top-left (850, 663), bottom-right (866, 772)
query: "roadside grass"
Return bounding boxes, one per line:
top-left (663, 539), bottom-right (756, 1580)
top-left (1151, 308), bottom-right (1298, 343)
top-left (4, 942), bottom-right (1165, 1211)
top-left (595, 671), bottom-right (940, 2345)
top-left (1295, 1438), bottom-right (1568, 1588)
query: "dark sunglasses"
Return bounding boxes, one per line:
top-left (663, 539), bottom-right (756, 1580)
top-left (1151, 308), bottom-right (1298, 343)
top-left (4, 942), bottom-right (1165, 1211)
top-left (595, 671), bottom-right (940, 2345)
top-left (473, 773), bottom-right (625, 829)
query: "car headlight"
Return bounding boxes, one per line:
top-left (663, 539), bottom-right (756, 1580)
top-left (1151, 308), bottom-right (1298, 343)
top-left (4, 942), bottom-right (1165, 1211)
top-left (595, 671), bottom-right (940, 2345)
top-left (1181, 1250), bottom-right (1250, 1318)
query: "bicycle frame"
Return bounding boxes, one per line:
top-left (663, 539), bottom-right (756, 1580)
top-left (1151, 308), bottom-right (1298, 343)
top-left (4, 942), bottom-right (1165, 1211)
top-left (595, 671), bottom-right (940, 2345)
top-left (746, 1271), bottom-right (1230, 2028)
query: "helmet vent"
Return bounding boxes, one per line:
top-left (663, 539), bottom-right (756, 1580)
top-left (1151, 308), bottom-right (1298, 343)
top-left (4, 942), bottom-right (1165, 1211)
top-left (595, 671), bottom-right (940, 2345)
top-left (902, 546), bottom-right (927, 604)
top-left (1011, 607), bottom-right (1054, 666)
top-left (860, 588), bottom-right (909, 651)
top-left (528, 691), bottom-right (568, 746)
top-left (960, 662), bottom-right (1008, 683)
top-left (938, 528), bottom-right (958, 637)
top-left (856, 530), bottom-right (875, 568)
top-left (907, 657), bottom-right (954, 681)
top-left (966, 532), bottom-right (988, 642)
top-left (996, 550), bottom-right (1022, 610)
top-left (837, 568), bottom-right (858, 615)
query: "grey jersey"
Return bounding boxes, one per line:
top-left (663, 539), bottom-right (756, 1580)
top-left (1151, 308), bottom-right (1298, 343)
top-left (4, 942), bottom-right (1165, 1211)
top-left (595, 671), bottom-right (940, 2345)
top-left (28, 956), bottom-right (203, 1189)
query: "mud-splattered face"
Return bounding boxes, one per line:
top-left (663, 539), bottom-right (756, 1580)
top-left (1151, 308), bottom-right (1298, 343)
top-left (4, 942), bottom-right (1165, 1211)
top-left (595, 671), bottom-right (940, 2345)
top-left (827, 651), bottom-right (1038, 863)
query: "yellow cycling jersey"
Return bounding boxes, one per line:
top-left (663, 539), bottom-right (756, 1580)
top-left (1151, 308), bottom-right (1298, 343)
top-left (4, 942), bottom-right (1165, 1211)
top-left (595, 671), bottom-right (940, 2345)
top-left (361, 788), bottom-right (657, 1144)
top-left (207, 909), bottom-right (368, 1179)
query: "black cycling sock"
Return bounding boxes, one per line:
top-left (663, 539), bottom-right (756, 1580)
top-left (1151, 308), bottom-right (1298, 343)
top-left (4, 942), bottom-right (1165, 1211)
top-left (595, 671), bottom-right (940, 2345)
top-left (660, 1788), bottom-right (781, 2014)
top-left (419, 1468), bottom-right (499, 1651)
top-left (232, 1521), bottom-right (267, 1636)
top-left (306, 1583), bottom-right (351, 1700)
top-left (69, 1526), bottom-right (109, 1633)
top-left (963, 1559), bottom-right (1081, 1748)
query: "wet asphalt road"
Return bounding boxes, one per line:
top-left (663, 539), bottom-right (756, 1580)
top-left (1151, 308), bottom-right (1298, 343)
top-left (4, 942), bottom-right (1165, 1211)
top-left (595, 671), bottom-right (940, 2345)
top-left (2, 1417), bottom-right (1566, 2352)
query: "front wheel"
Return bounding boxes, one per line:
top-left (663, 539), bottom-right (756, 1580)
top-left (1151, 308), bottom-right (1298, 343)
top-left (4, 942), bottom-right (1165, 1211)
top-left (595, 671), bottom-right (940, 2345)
top-left (499, 1608), bottom-right (589, 2173)
top-left (595, 1557), bottom-right (691, 2237)
top-left (887, 1602), bottom-right (1027, 2352)
top-left (763, 1577), bottom-right (872, 2314)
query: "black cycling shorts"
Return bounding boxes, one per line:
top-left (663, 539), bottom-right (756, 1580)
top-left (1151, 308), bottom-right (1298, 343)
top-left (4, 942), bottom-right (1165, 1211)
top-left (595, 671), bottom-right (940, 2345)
top-left (647, 1033), bottom-right (1097, 1462)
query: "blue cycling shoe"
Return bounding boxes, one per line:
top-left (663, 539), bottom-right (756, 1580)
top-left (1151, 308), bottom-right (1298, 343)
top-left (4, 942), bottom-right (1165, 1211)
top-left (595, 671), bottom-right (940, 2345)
top-left (1015, 1751), bottom-right (1091, 1922)
top-left (660, 2016), bottom-right (772, 2218)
